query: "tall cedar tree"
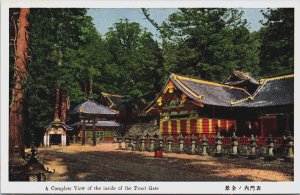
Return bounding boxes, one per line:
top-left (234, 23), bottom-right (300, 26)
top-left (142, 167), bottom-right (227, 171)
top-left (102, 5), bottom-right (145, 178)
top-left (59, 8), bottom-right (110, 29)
top-left (22, 9), bottom-right (102, 144)
top-left (9, 8), bottom-right (30, 159)
top-left (163, 8), bottom-right (260, 81)
top-left (259, 8), bottom-right (294, 75)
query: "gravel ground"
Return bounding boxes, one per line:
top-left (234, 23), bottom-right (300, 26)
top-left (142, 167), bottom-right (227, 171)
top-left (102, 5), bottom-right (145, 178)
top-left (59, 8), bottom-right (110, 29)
top-left (37, 143), bottom-right (293, 181)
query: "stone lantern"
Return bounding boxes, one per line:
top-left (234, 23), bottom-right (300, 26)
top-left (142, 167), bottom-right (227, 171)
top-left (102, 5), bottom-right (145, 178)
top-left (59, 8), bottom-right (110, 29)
top-left (178, 134), bottom-right (185, 153)
top-left (265, 134), bottom-right (276, 161)
top-left (167, 135), bottom-right (173, 153)
top-left (12, 145), bottom-right (54, 181)
top-left (159, 137), bottom-right (164, 148)
top-left (230, 131), bottom-right (239, 157)
top-left (113, 135), bottom-right (118, 143)
top-left (149, 135), bottom-right (155, 152)
top-left (214, 131), bottom-right (223, 157)
top-left (117, 135), bottom-right (123, 150)
top-left (72, 135), bottom-right (76, 144)
top-left (132, 137), bottom-right (137, 151)
top-left (139, 135), bottom-right (145, 151)
top-left (124, 135), bottom-right (130, 150)
top-left (190, 134), bottom-right (197, 154)
top-left (285, 131), bottom-right (294, 162)
top-left (201, 135), bottom-right (208, 156)
top-left (248, 134), bottom-right (258, 159)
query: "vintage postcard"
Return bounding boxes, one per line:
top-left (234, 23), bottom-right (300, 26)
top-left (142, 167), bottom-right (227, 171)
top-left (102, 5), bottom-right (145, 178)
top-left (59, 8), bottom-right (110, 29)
top-left (1, 0), bottom-right (299, 194)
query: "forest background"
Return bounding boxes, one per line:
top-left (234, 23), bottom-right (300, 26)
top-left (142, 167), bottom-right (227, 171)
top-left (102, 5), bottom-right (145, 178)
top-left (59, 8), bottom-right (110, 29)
top-left (9, 8), bottom-right (294, 145)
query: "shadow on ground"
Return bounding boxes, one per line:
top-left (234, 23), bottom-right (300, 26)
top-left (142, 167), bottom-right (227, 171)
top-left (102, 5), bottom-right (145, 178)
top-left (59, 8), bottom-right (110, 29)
top-left (38, 147), bottom-right (293, 182)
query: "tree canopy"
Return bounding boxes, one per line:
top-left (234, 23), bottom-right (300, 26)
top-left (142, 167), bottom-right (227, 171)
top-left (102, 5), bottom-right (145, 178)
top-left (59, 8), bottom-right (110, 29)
top-left (9, 8), bottom-right (294, 144)
top-left (162, 8), bottom-right (261, 81)
top-left (259, 8), bottom-right (294, 75)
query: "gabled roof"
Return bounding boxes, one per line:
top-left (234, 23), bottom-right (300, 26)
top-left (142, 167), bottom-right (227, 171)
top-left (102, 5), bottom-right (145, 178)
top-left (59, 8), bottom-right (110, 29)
top-left (232, 74), bottom-right (294, 107)
top-left (223, 70), bottom-right (259, 85)
top-left (44, 121), bottom-right (73, 131)
top-left (146, 73), bottom-right (251, 112)
top-left (69, 98), bottom-right (118, 116)
top-left (101, 92), bottom-right (125, 111)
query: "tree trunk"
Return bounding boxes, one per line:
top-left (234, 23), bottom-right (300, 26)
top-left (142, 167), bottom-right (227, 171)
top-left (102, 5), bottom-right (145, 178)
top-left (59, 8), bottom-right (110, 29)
top-left (61, 89), bottom-right (67, 123)
top-left (54, 85), bottom-right (60, 119)
top-left (9, 8), bottom-right (30, 160)
top-left (54, 85), bottom-right (60, 120)
top-left (84, 81), bottom-right (88, 98)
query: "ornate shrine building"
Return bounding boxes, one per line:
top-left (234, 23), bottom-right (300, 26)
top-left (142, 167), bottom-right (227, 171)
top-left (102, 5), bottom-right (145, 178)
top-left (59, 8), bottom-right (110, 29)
top-left (43, 119), bottom-right (73, 147)
top-left (145, 72), bottom-right (294, 137)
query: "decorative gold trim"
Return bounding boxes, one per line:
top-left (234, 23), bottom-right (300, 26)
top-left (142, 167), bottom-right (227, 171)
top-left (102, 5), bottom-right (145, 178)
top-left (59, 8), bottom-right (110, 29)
top-left (163, 81), bottom-right (175, 93)
top-left (230, 98), bottom-right (249, 105)
top-left (101, 92), bottom-right (124, 98)
top-left (172, 75), bottom-right (204, 99)
top-left (145, 107), bottom-right (153, 113)
top-left (174, 74), bottom-right (247, 91)
top-left (259, 74), bottom-right (294, 84)
top-left (157, 97), bottom-right (163, 106)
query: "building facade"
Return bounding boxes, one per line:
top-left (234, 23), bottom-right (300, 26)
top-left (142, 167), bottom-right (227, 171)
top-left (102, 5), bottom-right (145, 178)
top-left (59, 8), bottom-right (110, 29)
top-left (146, 72), bottom-right (294, 137)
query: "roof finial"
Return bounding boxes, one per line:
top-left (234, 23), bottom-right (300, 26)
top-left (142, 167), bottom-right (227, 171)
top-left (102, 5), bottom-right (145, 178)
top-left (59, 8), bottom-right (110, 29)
top-left (88, 78), bottom-right (93, 99)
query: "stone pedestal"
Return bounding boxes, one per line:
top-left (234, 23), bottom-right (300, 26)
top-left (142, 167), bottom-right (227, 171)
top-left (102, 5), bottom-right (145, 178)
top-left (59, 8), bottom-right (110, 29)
top-left (159, 139), bottom-right (164, 148)
top-left (214, 132), bottom-right (223, 157)
top-left (178, 134), bottom-right (185, 153)
top-left (124, 137), bottom-right (130, 150)
top-left (265, 135), bottom-right (276, 161)
top-left (190, 134), bottom-right (197, 155)
top-left (248, 135), bottom-right (257, 159)
top-left (113, 135), bottom-right (117, 143)
top-left (149, 139), bottom-right (155, 152)
top-left (140, 138), bottom-right (145, 151)
top-left (215, 142), bottom-right (222, 157)
top-left (230, 132), bottom-right (238, 158)
top-left (202, 145), bottom-right (208, 156)
top-left (231, 142), bottom-right (238, 157)
top-left (166, 135), bottom-right (173, 153)
top-left (132, 139), bottom-right (136, 151)
top-left (201, 136), bottom-right (208, 156)
top-left (285, 141), bottom-right (294, 162)
top-left (167, 141), bottom-right (172, 153)
top-left (179, 139), bottom-right (184, 153)
top-left (117, 137), bottom-right (123, 150)
top-left (191, 140), bottom-right (196, 154)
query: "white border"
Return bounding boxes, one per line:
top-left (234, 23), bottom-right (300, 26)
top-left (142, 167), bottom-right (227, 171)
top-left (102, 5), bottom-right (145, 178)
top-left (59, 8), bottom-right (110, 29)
top-left (1, 0), bottom-right (299, 194)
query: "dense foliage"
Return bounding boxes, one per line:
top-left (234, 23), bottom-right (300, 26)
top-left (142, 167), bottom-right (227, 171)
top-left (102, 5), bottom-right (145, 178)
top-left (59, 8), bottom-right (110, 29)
top-left (9, 8), bottom-right (294, 143)
top-left (259, 8), bottom-right (294, 75)
top-left (163, 8), bottom-right (261, 81)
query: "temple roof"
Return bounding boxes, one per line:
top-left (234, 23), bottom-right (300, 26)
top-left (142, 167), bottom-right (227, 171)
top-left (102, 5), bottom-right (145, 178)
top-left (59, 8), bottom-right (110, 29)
top-left (232, 74), bottom-right (294, 107)
top-left (44, 120), bottom-right (73, 131)
top-left (146, 73), bottom-right (294, 112)
top-left (223, 70), bottom-right (259, 85)
top-left (146, 74), bottom-right (251, 111)
top-left (69, 98), bottom-right (118, 116)
top-left (173, 74), bottom-right (251, 106)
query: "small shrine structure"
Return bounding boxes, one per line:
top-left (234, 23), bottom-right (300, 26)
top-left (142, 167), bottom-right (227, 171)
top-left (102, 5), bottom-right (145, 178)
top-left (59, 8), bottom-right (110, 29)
top-left (69, 97), bottom-right (120, 145)
top-left (43, 119), bottom-right (72, 147)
